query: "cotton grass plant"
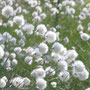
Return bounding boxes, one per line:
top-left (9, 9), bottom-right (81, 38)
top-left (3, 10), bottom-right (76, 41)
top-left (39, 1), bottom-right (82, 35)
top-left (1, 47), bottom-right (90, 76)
top-left (0, 0), bottom-right (90, 90)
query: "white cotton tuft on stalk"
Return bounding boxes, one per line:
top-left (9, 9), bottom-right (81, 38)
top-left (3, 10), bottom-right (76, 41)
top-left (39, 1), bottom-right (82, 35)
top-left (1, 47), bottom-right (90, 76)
top-left (2, 5), bottom-right (14, 18)
top-left (0, 79), bottom-right (6, 88)
top-left (58, 71), bottom-right (70, 82)
top-left (12, 59), bottom-right (18, 66)
top-left (78, 69), bottom-right (89, 81)
top-left (80, 32), bottom-right (90, 41)
top-left (23, 77), bottom-right (30, 86)
top-left (11, 77), bottom-right (24, 88)
top-left (36, 78), bottom-right (47, 90)
top-left (31, 68), bottom-right (46, 79)
top-left (45, 31), bottom-right (57, 43)
top-left (24, 56), bottom-right (33, 65)
top-left (52, 42), bottom-right (64, 53)
top-left (0, 46), bottom-right (4, 59)
top-left (66, 50), bottom-right (78, 60)
top-left (51, 52), bottom-right (61, 63)
top-left (58, 60), bottom-right (68, 71)
top-left (72, 60), bottom-right (85, 72)
top-left (22, 24), bottom-right (34, 35)
top-left (51, 82), bottom-right (57, 88)
top-left (13, 15), bottom-right (25, 27)
top-left (36, 24), bottom-right (47, 36)
top-left (39, 42), bottom-right (48, 54)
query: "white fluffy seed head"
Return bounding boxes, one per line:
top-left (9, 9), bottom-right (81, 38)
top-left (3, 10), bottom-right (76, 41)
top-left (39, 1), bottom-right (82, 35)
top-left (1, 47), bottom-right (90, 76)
top-left (36, 6), bottom-right (42, 13)
top-left (85, 88), bottom-right (90, 90)
top-left (0, 79), bottom-right (6, 88)
top-left (0, 46), bottom-right (4, 59)
top-left (51, 52), bottom-right (61, 63)
top-left (80, 33), bottom-right (90, 41)
top-left (51, 82), bottom-right (57, 88)
top-left (14, 47), bottom-right (22, 54)
top-left (45, 31), bottom-right (57, 43)
top-left (31, 68), bottom-right (46, 79)
top-left (58, 71), bottom-right (70, 82)
top-left (13, 15), bottom-right (25, 27)
top-left (78, 69), bottom-right (89, 81)
top-left (52, 42), bottom-right (64, 53)
top-left (10, 53), bottom-right (16, 59)
top-left (2, 76), bottom-right (8, 83)
top-left (2, 5), bottom-right (14, 17)
top-left (24, 56), bottom-right (32, 65)
top-left (39, 43), bottom-right (48, 54)
top-left (23, 77), bottom-right (30, 86)
top-left (58, 60), bottom-right (68, 71)
top-left (12, 59), bottom-right (18, 66)
top-left (72, 60), bottom-right (85, 72)
top-left (36, 24), bottom-right (47, 36)
top-left (66, 50), bottom-right (78, 60)
top-left (11, 77), bottom-right (24, 88)
top-left (22, 24), bottom-right (34, 35)
top-left (63, 37), bottom-right (69, 44)
top-left (77, 24), bottom-right (84, 31)
top-left (36, 78), bottom-right (47, 90)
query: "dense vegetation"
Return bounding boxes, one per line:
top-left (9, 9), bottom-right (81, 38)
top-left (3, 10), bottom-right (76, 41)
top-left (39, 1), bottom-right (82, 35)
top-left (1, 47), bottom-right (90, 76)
top-left (0, 0), bottom-right (90, 90)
